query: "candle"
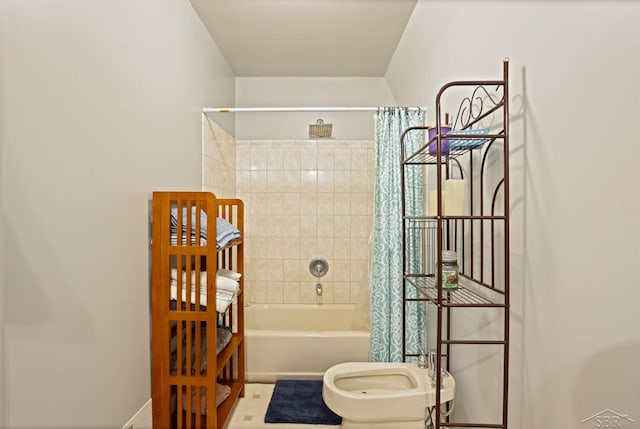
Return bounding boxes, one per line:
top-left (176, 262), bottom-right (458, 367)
top-left (444, 179), bottom-right (465, 216)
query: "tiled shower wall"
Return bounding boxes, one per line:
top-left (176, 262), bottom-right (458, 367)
top-left (202, 116), bottom-right (236, 198)
top-left (236, 139), bottom-right (374, 305)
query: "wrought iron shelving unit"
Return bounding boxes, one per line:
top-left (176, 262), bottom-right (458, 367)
top-left (401, 59), bottom-right (510, 429)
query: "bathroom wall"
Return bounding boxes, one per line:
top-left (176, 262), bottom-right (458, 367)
top-left (234, 77), bottom-right (397, 140)
top-left (235, 139), bottom-right (374, 305)
top-left (0, 0), bottom-right (5, 422)
top-left (1, 0), bottom-right (235, 427)
top-left (386, 1), bottom-right (640, 428)
top-left (202, 115), bottom-right (237, 197)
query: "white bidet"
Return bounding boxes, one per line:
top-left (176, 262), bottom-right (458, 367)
top-left (322, 362), bottom-right (455, 429)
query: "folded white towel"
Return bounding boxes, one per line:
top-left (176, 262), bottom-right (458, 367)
top-left (170, 269), bottom-right (238, 292)
top-left (216, 275), bottom-right (239, 294)
top-left (171, 282), bottom-right (237, 313)
top-left (217, 268), bottom-right (242, 281)
top-left (170, 284), bottom-right (208, 307)
top-left (216, 289), bottom-right (235, 300)
top-left (216, 291), bottom-right (235, 313)
top-left (216, 299), bottom-right (230, 313)
top-left (171, 268), bottom-right (207, 285)
top-left (171, 279), bottom-right (207, 296)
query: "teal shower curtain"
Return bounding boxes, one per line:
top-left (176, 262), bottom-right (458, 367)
top-left (370, 107), bottom-right (425, 363)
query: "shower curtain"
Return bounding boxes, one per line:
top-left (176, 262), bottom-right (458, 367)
top-left (370, 107), bottom-right (425, 363)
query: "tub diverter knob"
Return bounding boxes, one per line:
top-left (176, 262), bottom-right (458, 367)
top-left (310, 257), bottom-right (329, 278)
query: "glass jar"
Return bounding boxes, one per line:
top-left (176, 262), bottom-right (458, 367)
top-left (441, 250), bottom-right (459, 290)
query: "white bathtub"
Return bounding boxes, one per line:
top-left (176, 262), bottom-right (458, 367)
top-left (244, 303), bottom-right (371, 382)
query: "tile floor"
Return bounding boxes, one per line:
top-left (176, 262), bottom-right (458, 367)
top-left (224, 383), bottom-right (341, 429)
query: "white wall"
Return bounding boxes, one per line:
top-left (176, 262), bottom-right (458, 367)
top-left (0, 0), bottom-right (5, 422)
top-left (232, 77), bottom-right (397, 140)
top-left (0, 0), bottom-right (235, 427)
top-left (386, 1), bottom-right (640, 428)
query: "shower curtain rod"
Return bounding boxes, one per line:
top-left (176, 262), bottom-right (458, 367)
top-left (202, 106), bottom-right (427, 113)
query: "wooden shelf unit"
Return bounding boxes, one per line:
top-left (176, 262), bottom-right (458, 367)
top-left (151, 192), bottom-right (245, 429)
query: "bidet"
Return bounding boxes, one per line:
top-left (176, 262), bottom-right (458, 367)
top-left (323, 362), bottom-right (456, 429)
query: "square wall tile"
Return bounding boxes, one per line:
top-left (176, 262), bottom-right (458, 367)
top-left (332, 260), bottom-right (351, 282)
top-left (282, 237), bottom-right (301, 259)
top-left (300, 193), bottom-right (317, 214)
top-left (283, 260), bottom-right (301, 282)
top-left (236, 144), bottom-right (251, 171)
top-left (317, 147), bottom-right (335, 170)
top-left (299, 143), bottom-right (317, 170)
top-left (283, 282), bottom-right (301, 303)
top-left (334, 171), bottom-right (351, 193)
top-left (283, 193), bottom-right (301, 214)
top-left (285, 146), bottom-right (302, 170)
top-left (334, 237), bottom-right (351, 259)
top-left (300, 215), bottom-right (317, 238)
top-left (282, 214), bottom-right (301, 238)
top-left (317, 171), bottom-right (334, 193)
top-left (267, 283), bottom-right (283, 303)
top-left (283, 171), bottom-right (301, 191)
top-left (267, 170), bottom-right (284, 193)
top-left (250, 147), bottom-right (268, 171)
top-left (351, 148), bottom-right (368, 170)
top-left (334, 147), bottom-right (351, 170)
top-left (334, 282), bottom-right (351, 303)
top-left (267, 147), bottom-right (284, 170)
top-left (300, 170), bottom-right (317, 193)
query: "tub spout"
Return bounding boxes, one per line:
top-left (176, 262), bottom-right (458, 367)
top-left (315, 283), bottom-right (323, 296)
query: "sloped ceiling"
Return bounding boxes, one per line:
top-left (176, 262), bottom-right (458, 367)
top-left (189, 0), bottom-right (418, 77)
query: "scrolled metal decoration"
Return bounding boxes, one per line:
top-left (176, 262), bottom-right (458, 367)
top-left (452, 84), bottom-right (504, 130)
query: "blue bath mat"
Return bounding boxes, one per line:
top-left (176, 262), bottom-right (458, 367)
top-left (264, 379), bottom-right (342, 425)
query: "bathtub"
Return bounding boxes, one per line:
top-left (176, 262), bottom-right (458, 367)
top-left (244, 303), bottom-right (371, 382)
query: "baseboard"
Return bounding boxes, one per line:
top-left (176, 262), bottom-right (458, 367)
top-left (122, 398), bottom-right (152, 429)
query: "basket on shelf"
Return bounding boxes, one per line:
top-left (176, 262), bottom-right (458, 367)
top-left (309, 119), bottom-right (333, 138)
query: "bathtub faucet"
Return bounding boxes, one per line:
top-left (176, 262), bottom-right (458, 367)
top-left (315, 283), bottom-right (323, 296)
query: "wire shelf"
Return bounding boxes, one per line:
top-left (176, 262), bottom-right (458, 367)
top-left (405, 275), bottom-right (504, 307)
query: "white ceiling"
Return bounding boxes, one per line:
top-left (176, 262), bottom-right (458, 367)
top-left (189, 0), bottom-right (418, 77)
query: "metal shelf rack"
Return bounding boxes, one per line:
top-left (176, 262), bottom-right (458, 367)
top-left (401, 59), bottom-right (510, 429)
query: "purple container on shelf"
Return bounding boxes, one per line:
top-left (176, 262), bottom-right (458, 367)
top-left (428, 125), bottom-right (452, 155)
